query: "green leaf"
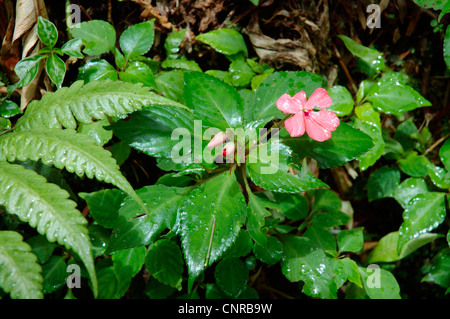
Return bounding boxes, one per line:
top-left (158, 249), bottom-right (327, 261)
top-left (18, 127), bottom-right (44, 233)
top-left (228, 58), bottom-right (255, 88)
top-left (281, 122), bottom-right (374, 169)
top-left (354, 119), bottom-right (385, 171)
top-left (156, 70), bottom-right (185, 102)
top-left (367, 231), bottom-right (441, 263)
top-left (421, 248), bottom-right (450, 288)
top-left (61, 38), bottom-right (84, 58)
top-left (367, 166), bottom-right (401, 202)
top-left (8, 55), bottom-right (44, 94)
top-left (0, 129), bottom-right (142, 208)
top-left (184, 71), bottom-right (243, 129)
top-left (327, 85), bottom-right (354, 117)
top-left (355, 102), bottom-right (381, 129)
top-left (280, 235), bottom-right (337, 299)
top-left (394, 118), bottom-right (418, 151)
top-left (223, 230), bottom-right (253, 259)
top-left (338, 35), bottom-right (385, 75)
top-left (444, 26), bottom-right (450, 69)
top-left (144, 276), bottom-right (176, 299)
top-left (427, 164), bottom-right (450, 189)
top-left (119, 60), bottom-right (156, 87)
top-left (107, 185), bottom-right (187, 252)
top-left (14, 79), bottom-right (187, 131)
top-left (26, 235), bottom-right (57, 264)
top-left (0, 117), bottom-right (11, 130)
top-left (337, 228), bottom-right (364, 253)
top-left (366, 73), bottom-right (431, 115)
top-left (196, 28), bottom-right (248, 56)
top-left (439, 138), bottom-right (450, 172)
top-left (247, 71), bottom-right (323, 127)
top-left (120, 20), bottom-right (155, 62)
top-left (110, 105), bottom-right (194, 158)
top-left (79, 188), bottom-right (126, 229)
top-left (398, 151), bottom-right (430, 177)
top-left (71, 20), bottom-right (116, 55)
top-left (340, 258), bottom-right (362, 288)
top-left (246, 192), bottom-right (276, 247)
top-left (112, 246), bottom-right (146, 296)
top-left (96, 266), bottom-right (119, 299)
top-left (179, 171), bottom-right (246, 287)
top-left (77, 118), bottom-right (113, 146)
top-left (46, 54), bottom-right (66, 89)
top-left (214, 258), bottom-right (249, 297)
top-left (304, 225), bottom-right (337, 252)
top-left (273, 193), bottom-right (308, 220)
top-left (310, 188), bottom-right (342, 213)
top-left (412, 0), bottom-right (447, 10)
top-left (358, 266), bottom-right (401, 299)
top-left (164, 29), bottom-right (187, 59)
top-left (145, 240), bottom-right (184, 290)
top-left (0, 99), bottom-right (21, 118)
top-left (253, 236), bottom-right (283, 265)
top-left (78, 59), bottom-right (118, 83)
top-left (0, 231), bottom-right (43, 299)
top-left (42, 256), bottom-right (67, 294)
top-left (37, 17), bottom-right (58, 48)
top-left (393, 177), bottom-right (430, 209)
top-left (398, 192), bottom-right (446, 253)
top-left (0, 164), bottom-right (97, 296)
top-left (89, 224), bottom-right (110, 258)
top-left (161, 58), bottom-right (202, 72)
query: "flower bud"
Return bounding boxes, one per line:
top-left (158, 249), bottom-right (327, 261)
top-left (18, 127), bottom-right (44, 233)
top-left (221, 141), bottom-right (235, 158)
top-left (207, 131), bottom-right (227, 149)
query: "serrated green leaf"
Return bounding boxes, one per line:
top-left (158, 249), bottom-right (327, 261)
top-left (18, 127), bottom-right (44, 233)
top-left (196, 28), bottom-right (248, 56)
top-left (0, 164), bottom-right (97, 297)
top-left (72, 20), bottom-right (116, 56)
top-left (14, 80), bottom-right (187, 131)
top-left (368, 231), bottom-right (441, 263)
top-left (245, 192), bottom-right (276, 247)
top-left (96, 266), bottom-right (119, 299)
top-left (145, 240), bottom-right (184, 290)
top-left (155, 70), bottom-right (185, 102)
top-left (439, 138), bottom-right (450, 172)
top-left (228, 58), bottom-right (255, 88)
top-left (340, 258), bottom-right (362, 288)
top-left (337, 228), bottom-right (364, 253)
top-left (77, 118), bottom-right (113, 146)
top-left (119, 60), bottom-right (156, 87)
top-left (112, 246), bottom-right (146, 296)
top-left (281, 122), bottom-right (374, 169)
top-left (214, 258), bottom-right (248, 297)
top-left (78, 59), bottom-right (118, 83)
top-left (0, 99), bottom-right (21, 118)
top-left (224, 230), bottom-right (253, 259)
top-left (37, 17), bottom-right (58, 48)
top-left (397, 151), bottom-right (430, 177)
top-left (0, 231), bottom-right (43, 299)
top-left (394, 118), bottom-right (418, 151)
top-left (273, 192), bottom-right (308, 220)
top-left (398, 192), bottom-right (446, 253)
top-left (253, 236), bottom-right (283, 265)
top-left (304, 225), bottom-right (337, 252)
top-left (367, 166), bottom-right (401, 202)
top-left (184, 71), bottom-right (243, 129)
top-left (393, 177), bottom-right (430, 209)
top-left (281, 235), bottom-right (337, 299)
top-left (120, 20), bottom-right (155, 62)
top-left (179, 171), bottom-right (246, 287)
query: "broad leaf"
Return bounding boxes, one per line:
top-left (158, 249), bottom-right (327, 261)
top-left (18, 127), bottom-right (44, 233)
top-left (0, 231), bottom-right (43, 299)
top-left (37, 17), bottom-right (58, 48)
top-left (0, 163), bottom-right (97, 296)
top-left (42, 256), bottom-right (67, 294)
top-left (196, 28), bottom-right (248, 56)
top-left (393, 177), bottom-right (430, 209)
top-left (71, 20), bottom-right (116, 55)
top-left (367, 166), bottom-right (401, 202)
top-left (337, 228), bottom-right (364, 253)
top-left (358, 266), bottom-right (401, 299)
top-left (46, 54), bottom-right (66, 88)
top-left (119, 20), bottom-right (155, 62)
top-left (246, 192), bottom-right (277, 247)
top-left (398, 192), bottom-right (446, 253)
top-left (119, 61), bottom-right (155, 87)
top-left (78, 59), bottom-right (118, 83)
top-left (253, 236), bottom-right (283, 265)
top-left (112, 246), bottom-right (146, 297)
top-left (214, 258), bottom-right (249, 297)
top-left (397, 151), bottom-right (430, 177)
top-left (421, 248), bottom-right (450, 288)
top-left (327, 85), bottom-right (354, 117)
top-left (61, 38), bottom-right (84, 58)
top-left (179, 171), bottom-right (247, 287)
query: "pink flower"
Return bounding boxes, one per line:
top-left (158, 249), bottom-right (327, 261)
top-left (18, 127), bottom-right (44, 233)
top-left (276, 88), bottom-right (340, 142)
top-left (207, 131), bottom-right (228, 149)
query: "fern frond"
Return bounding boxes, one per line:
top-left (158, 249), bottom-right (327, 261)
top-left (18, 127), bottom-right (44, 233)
top-left (14, 80), bottom-right (189, 131)
top-left (0, 231), bottom-right (43, 299)
top-left (0, 128), bottom-right (143, 209)
top-left (0, 162), bottom-right (97, 296)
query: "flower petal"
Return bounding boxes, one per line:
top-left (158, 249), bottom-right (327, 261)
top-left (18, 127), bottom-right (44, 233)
top-left (293, 91), bottom-right (307, 108)
top-left (305, 116), bottom-right (332, 142)
top-left (304, 88), bottom-right (332, 110)
top-left (276, 93), bottom-right (302, 114)
top-left (284, 112), bottom-right (306, 137)
top-left (308, 110), bottom-right (340, 132)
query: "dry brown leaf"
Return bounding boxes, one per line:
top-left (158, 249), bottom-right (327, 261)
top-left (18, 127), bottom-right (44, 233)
top-left (131, 0), bottom-right (172, 30)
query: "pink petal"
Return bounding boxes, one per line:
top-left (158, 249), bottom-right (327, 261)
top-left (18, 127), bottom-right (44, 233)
top-left (284, 112), bottom-right (306, 137)
top-left (207, 131), bottom-right (227, 149)
top-left (305, 116), bottom-right (332, 142)
top-left (276, 93), bottom-right (302, 114)
top-left (308, 110), bottom-right (340, 132)
top-left (293, 91), bottom-right (307, 108)
top-left (304, 88), bottom-right (332, 110)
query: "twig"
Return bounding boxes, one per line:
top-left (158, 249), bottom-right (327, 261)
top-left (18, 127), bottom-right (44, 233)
top-left (424, 133), bottom-right (450, 156)
top-left (333, 44), bottom-right (357, 94)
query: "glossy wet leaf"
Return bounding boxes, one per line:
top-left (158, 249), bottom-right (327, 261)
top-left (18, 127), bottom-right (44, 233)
top-left (366, 73), bottom-right (432, 115)
top-left (79, 188), bottom-right (126, 229)
top-left (421, 248), bottom-right (450, 288)
top-left (253, 236), bottom-right (283, 265)
top-left (42, 256), bottom-right (67, 294)
top-left (223, 230), bottom-right (253, 259)
top-left (393, 177), bottom-right (430, 209)
top-left (120, 20), bottom-right (155, 62)
top-left (355, 102), bottom-right (381, 129)
top-left (398, 192), bottom-right (446, 253)
top-left (119, 60), bottom-right (156, 87)
top-left (26, 235), bottom-right (57, 264)
top-left (439, 138), bottom-right (450, 172)
top-left (214, 258), bottom-right (249, 297)
top-left (398, 151), bottom-right (430, 177)
top-left (161, 58), bottom-right (202, 72)
top-left (281, 122), bottom-right (374, 169)
top-left (107, 185), bottom-right (188, 252)
top-left (327, 85), bottom-right (354, 116)
top-left (113, 246), bottom-right (146, 297)
top-left (337, 228), bottom-right (364, 253)
top-left (0, 99), bottom-right (20, 118)
top-left (37, 16), bottom-right (58, 48)
top-left (46, 54), bottom-right (66, 89)
top-left (367, 231), bottom-right (441, 263)
top-left (273, 193), bottom-right (308, 220)
top-left (184, 71), bottom-right (243, 129)
top-left (444, 26), bottom-right (450, 69)
top-left (340, 258), bottom-right (362, 288)
top-left (354, 119), bottom-right (384, 171)
top-left (156, 70), bottom-right (185, 102)
top-left (367, 166), bottom-right (401, 202)
top-left (78, 59), bottom-right (118, 83)
top-left (246, 192), bottom-right (277, 247)
top-left (394, 118), bottom-right (418, 151)
top-left (304, 225), bottom-right (336, 252)
top-left (179, 171), bottom-right (246, 287)
top-left (145, 239), bottom-right (184, 290)
top-left (196, 28), bottom-right (248, 56)
top-left (164, 29), bottom-right (187, 59)
top-left (427, 164), bottom-right (450, 189)
top-left (96, 266), bottom-right (119, 299)
top-left (228, 58), bottom-right (255, 87)
top-left (8, 55), bottom-right (44, 93)
top-left (61, 38), bottom-right (84, 58)
top-left (72, 20), bottom-right (116, 56)
top-left (281, 236), bottom-right (337, 299)
top-left (77, 118), bottom-right (113, 146)
top-left (358, 266), bottom-right (401, 299)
